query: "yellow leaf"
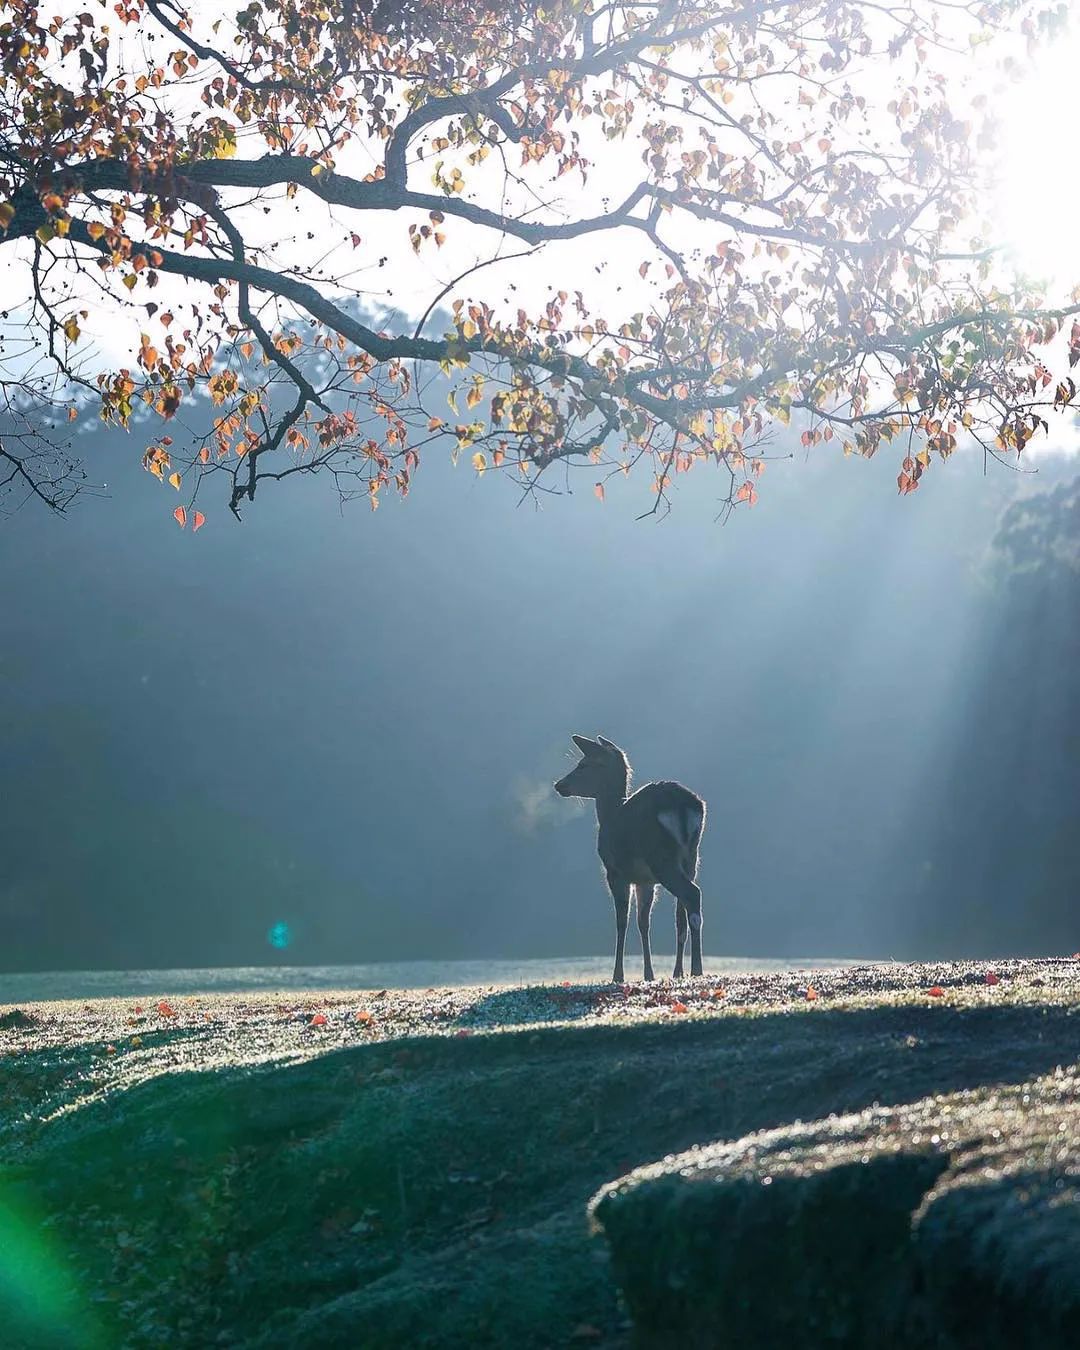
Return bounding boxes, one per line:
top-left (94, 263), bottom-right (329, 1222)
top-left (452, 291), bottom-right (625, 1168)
top-left (168, 472), bottom-right (182, 490)
top-left (471, 451), bottom-right (486, 473)
top-left (122, 274), bottom-right (137, 290)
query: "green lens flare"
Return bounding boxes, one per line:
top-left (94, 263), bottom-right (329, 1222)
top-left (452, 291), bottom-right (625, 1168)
top-left (0, 1183), bottom-right (107, 1348)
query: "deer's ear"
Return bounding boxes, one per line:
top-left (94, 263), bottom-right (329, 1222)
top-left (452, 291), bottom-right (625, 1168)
top-left (572, 734), bottom-right (600, 755)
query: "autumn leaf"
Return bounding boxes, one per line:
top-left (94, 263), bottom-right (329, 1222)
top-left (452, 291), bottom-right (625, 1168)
top-left (594, 481), bottom-right (605, 502)
top-left (173, 505), bottom-right (187, 528)
top-left (310, 1013), bottom-right (328, 1026)
top-left (805, 986), bottom-right (819, 1001)
top-left (193, 510), bottom-right (206, 532)
top-left (984, 971), bottom-right (999, 985)
top-left (471, 451), bottom-right (486, 473)
top-left (157, 1000), bottom-right (176, 1017)
top-left (671, 1001), bottom-right (689, 1014)
top-left (927, 985), bottom-right (945, 998)
top-left (168, 472), bottom-right (182, 491)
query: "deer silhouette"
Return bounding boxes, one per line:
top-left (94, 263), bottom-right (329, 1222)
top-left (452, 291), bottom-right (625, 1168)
top-left (554, 735), bottom-right (706, 983)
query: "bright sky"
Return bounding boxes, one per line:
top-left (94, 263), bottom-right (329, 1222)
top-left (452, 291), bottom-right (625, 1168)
top-left (993, 19), bottom-right (1080, 293)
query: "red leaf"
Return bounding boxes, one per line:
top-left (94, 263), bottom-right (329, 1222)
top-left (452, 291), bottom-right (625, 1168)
top-left (350, 232), bottom-right (362, 249)
top-left (927, 985), bottom-right (944, 998)
top-left (671, 1001), bottom-right (689, 1014)
top-left (173, 505), bottom-right (187, 528)
top-left (311, 1013), bottom-right (328, 1026)
top-left (192, 510), bottom-right (206, 532)
top-left (710, 987), bottom-right (726, 999)
top-left (157, 1000), bottom-right (176, 1017)
top-left (984, 971), bottom-right (999, 985)
top-left (594, 481), bottom-right (605, 502)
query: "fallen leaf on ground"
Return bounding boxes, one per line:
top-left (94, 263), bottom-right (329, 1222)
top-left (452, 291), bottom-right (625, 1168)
top-left (985, 971), bottom-right (1000, 985)
top-left (157, 1001), bottom-right (176, 1017)
top-left (928, 986), bottom-right (945, 998)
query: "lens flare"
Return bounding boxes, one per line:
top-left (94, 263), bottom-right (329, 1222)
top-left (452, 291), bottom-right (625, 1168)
top-left (267, 921), bottom-right (292, 950)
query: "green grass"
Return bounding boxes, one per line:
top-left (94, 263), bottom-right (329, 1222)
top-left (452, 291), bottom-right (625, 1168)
top-left (3, 993), bottom-right (1079, 1349)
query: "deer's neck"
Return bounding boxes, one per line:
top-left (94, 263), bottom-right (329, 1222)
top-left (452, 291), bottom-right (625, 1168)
top-left (594, 785), bottom-right (626, 831)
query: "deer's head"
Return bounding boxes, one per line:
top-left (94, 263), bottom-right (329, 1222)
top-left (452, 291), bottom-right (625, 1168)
top-left (553, 735), bottom-right (629, 800)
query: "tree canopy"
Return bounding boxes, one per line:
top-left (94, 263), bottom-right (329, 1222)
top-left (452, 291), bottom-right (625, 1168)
top-left (0, 0), bottom-right (1075, 523)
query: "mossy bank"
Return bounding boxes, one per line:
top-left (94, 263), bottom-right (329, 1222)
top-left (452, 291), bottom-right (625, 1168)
top-left (2, 959), bottom-right (1077, 1348)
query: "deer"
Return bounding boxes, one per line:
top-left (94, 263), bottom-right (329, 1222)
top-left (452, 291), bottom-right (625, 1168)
top-left (554, 735), bottom-right (706, 984)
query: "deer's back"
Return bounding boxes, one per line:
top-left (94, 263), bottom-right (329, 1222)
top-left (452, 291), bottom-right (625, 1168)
top-left (601, 780), bottom-right (706, 883)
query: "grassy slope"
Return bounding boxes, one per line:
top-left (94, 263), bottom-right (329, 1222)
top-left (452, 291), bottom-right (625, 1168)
top-left (1, 969), bottom-right (1078, 1348)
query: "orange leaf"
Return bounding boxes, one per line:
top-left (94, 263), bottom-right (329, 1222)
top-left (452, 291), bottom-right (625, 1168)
top-left (193, 510), bottom-right (206, 532)
top-left (594, 481), bottom-right (605, 502)
top-left (311, 1013), bottom-right (328, 1026)
top-left (710, 987), bottom-right (726, 999)
top-left (173, 505), bottom-right (187, 528)
top-left (805, 986), bottom-right (819, 1001)
top-left (199, 447), bottom-right (210, 464)
top-left (356, 1009), bottom-right (374, 1024)
top-left (671, 1001), bottom-right (689, 1014)
top-left (927, 985), bottom-right (944, 998)
top-left (168, 471), bottom-right (182, 490)
top-left (157, 1000), bottom-right (176, 1017)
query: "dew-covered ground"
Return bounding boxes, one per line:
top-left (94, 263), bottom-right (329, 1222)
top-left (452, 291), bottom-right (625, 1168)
top-left (2, 958), bottom-right (1078, 1349)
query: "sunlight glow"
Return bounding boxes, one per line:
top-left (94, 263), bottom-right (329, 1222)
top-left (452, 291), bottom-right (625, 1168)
top-left (994, 23), bottom-right (1080, 291)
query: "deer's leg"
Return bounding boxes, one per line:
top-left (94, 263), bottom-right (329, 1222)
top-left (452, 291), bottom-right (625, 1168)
top-left (607, 875), bottom-right (631, 984)
top-left (656, 866), bottom-right (703, 978)
top-left (673, 903), bottom-right (688, 980)
top-left (635, 884), bottom-right (656, 982)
